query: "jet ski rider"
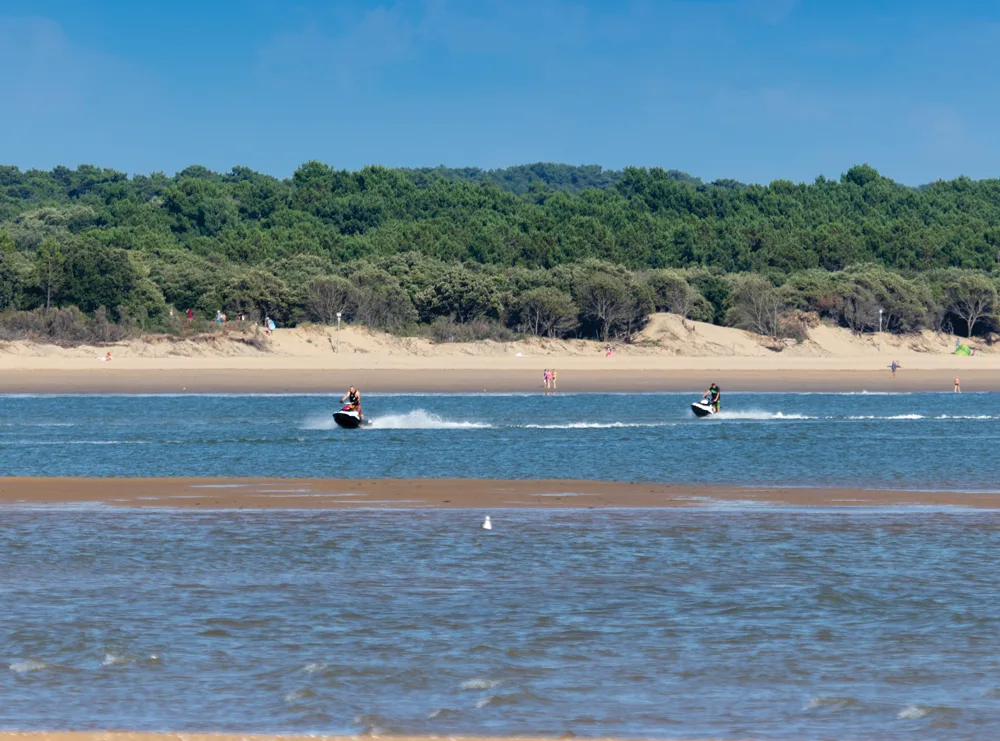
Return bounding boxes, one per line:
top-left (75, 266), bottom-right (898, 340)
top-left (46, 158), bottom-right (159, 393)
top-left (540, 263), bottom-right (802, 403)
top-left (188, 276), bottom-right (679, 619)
top-left (341, 386), bottom-right (363, 420)
top-left (703, 383), bottom-right (721, 413)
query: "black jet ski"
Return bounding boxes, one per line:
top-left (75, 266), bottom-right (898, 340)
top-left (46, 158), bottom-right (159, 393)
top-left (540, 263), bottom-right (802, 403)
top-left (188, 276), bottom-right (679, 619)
top-left (333, 405), bottom-right (371, 429)
top-left (691, 398), bottom-right (718, 418)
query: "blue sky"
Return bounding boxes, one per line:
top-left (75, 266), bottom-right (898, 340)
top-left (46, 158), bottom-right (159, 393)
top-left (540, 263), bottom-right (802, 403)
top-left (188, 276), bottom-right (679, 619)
top-left (1, 0), bottom-right (998, 185)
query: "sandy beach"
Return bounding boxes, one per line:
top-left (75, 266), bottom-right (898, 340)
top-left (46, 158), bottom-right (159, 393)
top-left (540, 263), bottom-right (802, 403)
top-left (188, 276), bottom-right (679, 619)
top-left (0, 315), bottom-right (992, 392)
top-left (0, 367), bottom-right (991, 393)
top-left (1, 477), bottom-right (996, 509)
top-left (0, 367), bottom-right (990, 393)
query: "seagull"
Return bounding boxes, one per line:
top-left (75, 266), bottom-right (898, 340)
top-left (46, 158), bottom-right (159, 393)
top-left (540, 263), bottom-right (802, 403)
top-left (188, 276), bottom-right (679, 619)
top-left (481, 515), bottom-right (492, 530)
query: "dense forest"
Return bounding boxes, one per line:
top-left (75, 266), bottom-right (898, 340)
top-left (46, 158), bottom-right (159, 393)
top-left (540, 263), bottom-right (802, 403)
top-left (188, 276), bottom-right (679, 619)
top-left (1, 161), bottom-right (999, 343)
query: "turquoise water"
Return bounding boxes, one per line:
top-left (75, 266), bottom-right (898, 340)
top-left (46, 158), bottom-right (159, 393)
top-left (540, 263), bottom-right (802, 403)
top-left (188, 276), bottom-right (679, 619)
top-left (3, 392), bottom-right (999, 739)
top-left (0, 392), bottom-right (997, 489)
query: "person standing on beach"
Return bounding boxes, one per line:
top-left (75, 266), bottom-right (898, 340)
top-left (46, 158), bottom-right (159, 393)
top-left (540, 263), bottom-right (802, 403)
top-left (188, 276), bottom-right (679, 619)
top-left (954, 377), bottom-right (961, 393)
top-left (551, 369), bottom-right (557, 391)
top-left (543, 369), bottom-right (550, 391)
top-left (891, 360), bottom-right (901, 378)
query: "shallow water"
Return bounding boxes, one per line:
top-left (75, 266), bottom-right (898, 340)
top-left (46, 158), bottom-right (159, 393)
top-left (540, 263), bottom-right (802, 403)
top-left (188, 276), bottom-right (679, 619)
top-left (0, 392), bottom-right (998, 489)
top-left (2, 508), bottom-right (999, 739)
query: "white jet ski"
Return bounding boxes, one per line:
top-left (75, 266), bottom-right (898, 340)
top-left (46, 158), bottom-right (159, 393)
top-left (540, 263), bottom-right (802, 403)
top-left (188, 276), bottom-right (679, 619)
top-left (333, 406), bottom-right (371, 429)
top-left (691, 398), bottom-right (718, 418)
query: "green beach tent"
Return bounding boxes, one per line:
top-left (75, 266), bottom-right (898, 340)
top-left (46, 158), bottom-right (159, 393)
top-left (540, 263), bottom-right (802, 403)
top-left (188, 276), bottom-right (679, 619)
top-left (954, 344), bottom-right (972, 356)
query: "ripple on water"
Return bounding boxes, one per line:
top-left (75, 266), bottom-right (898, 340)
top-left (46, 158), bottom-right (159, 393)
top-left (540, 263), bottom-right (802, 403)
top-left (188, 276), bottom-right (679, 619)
top-left (460, 678), bottom-right (503, 690)
top-left (806, 695), bottom-right (864, 712)
top-left (897, 704), bottom-right (960, 721)
top-left (284, 689), bottom-right (317, 703)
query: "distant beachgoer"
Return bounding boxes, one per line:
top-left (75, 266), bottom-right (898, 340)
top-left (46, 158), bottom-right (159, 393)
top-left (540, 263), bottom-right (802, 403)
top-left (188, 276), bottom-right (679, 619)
top-left (890, 360), bottom-right (901, 378)
top-left (551, 369), bottom-right (557, 391)
top-left (103, 352), bottom-right (112, 362)
top-left (268, 317), bottom-right (276, 332)
top-left (543, 369), bottom-right (550, 390)
top-left (215, 310), bottom-right (225, 325)
top-left (954, 376), bottom-right (961, 393)
top-left (186, 308), bottom-right (194, 321)
top-left (264, 315), bottom-right (272, 335)
top-left (605, 344), bottom-right (613, 357)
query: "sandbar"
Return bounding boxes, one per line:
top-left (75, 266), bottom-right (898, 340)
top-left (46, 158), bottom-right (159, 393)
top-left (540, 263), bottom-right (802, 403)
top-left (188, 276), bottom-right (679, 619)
top-left (0, 735), bottom-right (703, 741)
top-left (0, 477), bottom-right (996, 509)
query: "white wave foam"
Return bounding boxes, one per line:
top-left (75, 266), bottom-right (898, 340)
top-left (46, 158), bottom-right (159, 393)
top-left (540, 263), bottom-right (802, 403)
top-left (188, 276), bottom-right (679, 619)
top-left (461, 678), bottom-right (503, 690)
top-left (713, 410), bottom-right (813, 421)
top-left (101, 652), bottom-right (134, 666)
top-left (9, 660), bottom-right (48, 674)
top-left (847, 414), bottom-right (924, 420)
top-left (302, 409), bottom-right (489, 430)
top-left (898, 705), bottom-right (929, 720)
top-left (523, 421), bottom-right (670, 429)
top-left (369, 410), bottom-right (490, 429)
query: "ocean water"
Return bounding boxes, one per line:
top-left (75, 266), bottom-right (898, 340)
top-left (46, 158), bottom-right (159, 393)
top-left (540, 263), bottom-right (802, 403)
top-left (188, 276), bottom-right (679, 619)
top-left (3, 391), bottom-right (999, 739)
top-left (3, 508), bottom-right (999, 740)
top-left (0, 392), bottom-right (998, 489)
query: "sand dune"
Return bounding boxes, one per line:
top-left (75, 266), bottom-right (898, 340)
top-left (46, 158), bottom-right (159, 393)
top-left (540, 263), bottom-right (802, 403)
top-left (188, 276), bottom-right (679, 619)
top-left (0, 314), bottom-right (991, 374)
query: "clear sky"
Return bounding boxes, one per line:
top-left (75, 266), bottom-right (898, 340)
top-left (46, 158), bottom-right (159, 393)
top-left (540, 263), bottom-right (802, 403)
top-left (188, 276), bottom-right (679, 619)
top-left (1, 0), bottom-right (998, 185)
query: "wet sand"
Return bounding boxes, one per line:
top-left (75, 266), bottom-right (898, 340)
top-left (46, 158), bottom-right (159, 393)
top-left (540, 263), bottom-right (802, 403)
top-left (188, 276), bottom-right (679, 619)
top-left (1, 477), bottom-right (997, 509)
top-left (0, 735), bottom-right (699, 741)
top-left (0, 367), bottom-right (987, 393)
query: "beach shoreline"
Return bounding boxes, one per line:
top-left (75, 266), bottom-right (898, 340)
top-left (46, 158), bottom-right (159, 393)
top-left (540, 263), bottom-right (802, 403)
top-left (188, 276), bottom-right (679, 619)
top-left (0, 734), bottom-right (720, 741)
top-left (1, 477), bottom-right (997, 509)
top-left (0, 367), bottom-right (987, 394)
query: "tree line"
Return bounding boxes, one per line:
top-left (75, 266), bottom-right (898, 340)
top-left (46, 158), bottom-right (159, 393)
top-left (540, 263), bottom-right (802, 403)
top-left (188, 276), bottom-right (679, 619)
top-left (1, 162), bottom-right (999, 342)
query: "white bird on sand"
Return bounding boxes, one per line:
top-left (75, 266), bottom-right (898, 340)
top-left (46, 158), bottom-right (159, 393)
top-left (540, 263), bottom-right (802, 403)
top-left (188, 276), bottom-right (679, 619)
top-left (481, 515), bottom-right (492, 530)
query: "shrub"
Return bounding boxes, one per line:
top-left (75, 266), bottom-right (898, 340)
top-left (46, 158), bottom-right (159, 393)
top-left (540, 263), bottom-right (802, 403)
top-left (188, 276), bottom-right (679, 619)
top-left (726, 274), bottom-right (783, 337)
top-left (0, 307), bottom-right (134, 344)
top-left (426, 317), bottom-right (516, 343)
